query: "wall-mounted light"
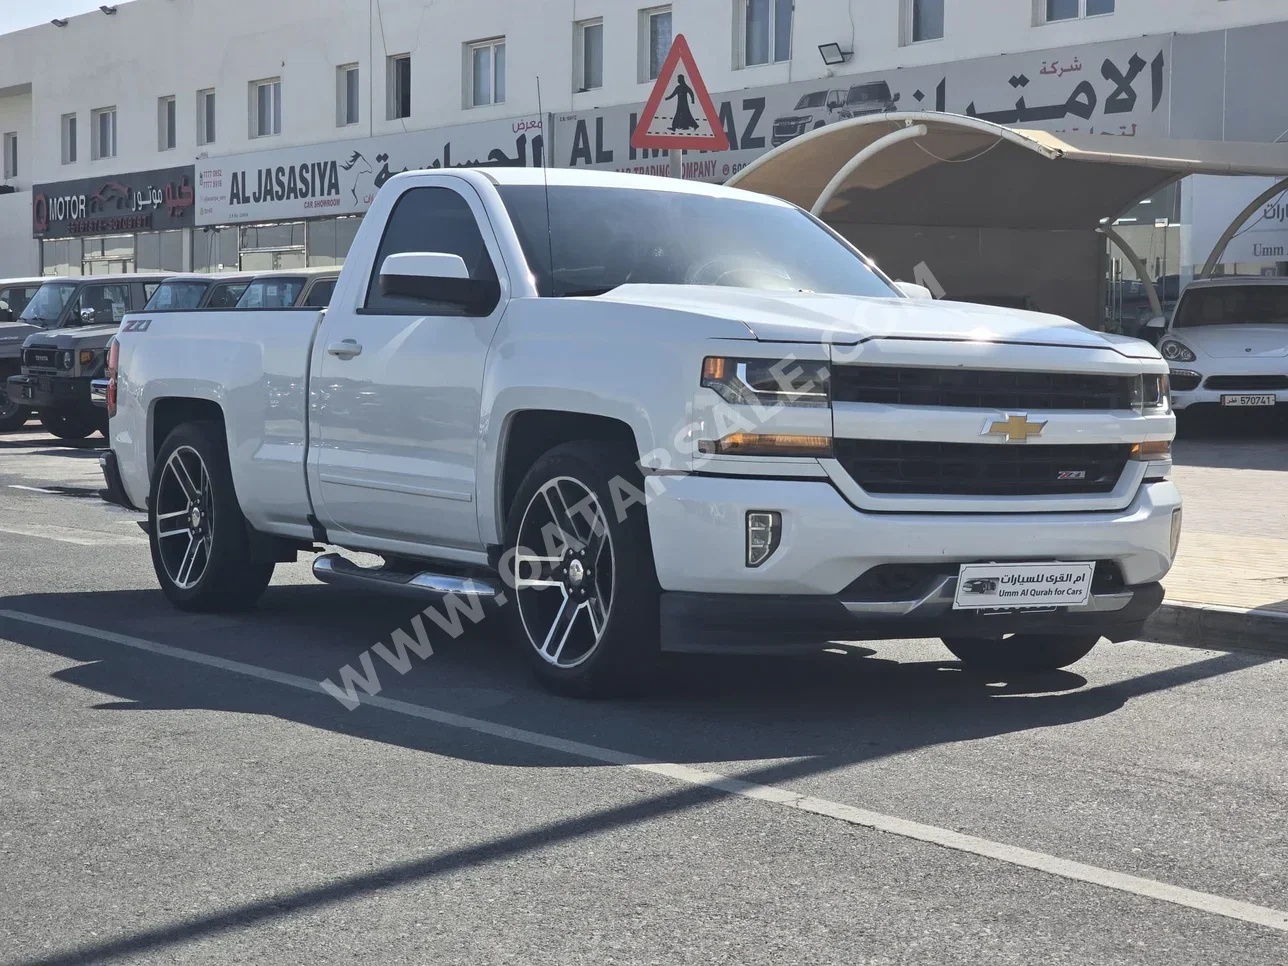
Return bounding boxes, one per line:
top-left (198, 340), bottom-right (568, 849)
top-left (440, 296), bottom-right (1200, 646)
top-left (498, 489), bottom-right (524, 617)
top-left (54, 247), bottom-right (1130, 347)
top-left (818, 43), bottom-right (852, 66)
top-left (100, 5), bottom-right (117, 14)
top-left (51, 18), bottom-right (69, 26)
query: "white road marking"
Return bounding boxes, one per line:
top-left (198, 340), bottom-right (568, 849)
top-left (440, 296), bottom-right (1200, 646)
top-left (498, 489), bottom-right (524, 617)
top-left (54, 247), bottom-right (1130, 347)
top-left (0, 525), bottom-right (147, 546)
top-left (1, 608), bottom-right (1286, 934)
top-left (6, 484), bottom-right (58, 493)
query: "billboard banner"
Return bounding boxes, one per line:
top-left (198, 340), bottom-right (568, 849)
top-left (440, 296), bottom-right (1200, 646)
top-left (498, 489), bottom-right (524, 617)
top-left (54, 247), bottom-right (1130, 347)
top-left (32, 165), bottom-right (196, 239)
top-left (196, 114), bottom-right (544, 226)
top-left (550, 34), bottom-right (1172, 182)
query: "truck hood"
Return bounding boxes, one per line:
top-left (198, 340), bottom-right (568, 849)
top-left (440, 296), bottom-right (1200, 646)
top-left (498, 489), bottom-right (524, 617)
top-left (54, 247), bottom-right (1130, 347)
top-left (23, 324), bottom-right (119, 350)
top-left (1168, 324), bottom-right (1288, 359)
top-left (599, 285), bottom-right (1161, 359)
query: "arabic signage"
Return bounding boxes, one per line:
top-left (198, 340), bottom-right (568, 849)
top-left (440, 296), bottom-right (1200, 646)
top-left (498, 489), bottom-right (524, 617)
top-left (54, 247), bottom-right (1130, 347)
top-left (196, 114), bottom-right (544, 226)
top-left (1187, 174), bottom-right (1288, 266)
top-left (552, 34), bottom-right (1172, 182)
top-left (32, 165), bottom-right (196, 238)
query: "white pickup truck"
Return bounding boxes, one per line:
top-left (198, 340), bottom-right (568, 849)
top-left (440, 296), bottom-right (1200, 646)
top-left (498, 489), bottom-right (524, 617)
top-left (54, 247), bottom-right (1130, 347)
top-left (106, 168), bottom-right (1181, 696)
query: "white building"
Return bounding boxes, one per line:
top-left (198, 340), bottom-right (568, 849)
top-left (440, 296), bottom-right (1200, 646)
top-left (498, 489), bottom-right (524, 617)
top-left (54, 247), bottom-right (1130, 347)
top-left (1, 0), bottom-right (1287, 322)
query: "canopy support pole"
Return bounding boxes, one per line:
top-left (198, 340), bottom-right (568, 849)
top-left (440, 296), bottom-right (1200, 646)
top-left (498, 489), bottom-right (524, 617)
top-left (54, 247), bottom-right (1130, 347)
top-left (810, 124), bottom-right (929, 217)
top-left (1101, 226), bottom-right (1164, 320)
top-left (1199, 176), bottom-right (1288, 279)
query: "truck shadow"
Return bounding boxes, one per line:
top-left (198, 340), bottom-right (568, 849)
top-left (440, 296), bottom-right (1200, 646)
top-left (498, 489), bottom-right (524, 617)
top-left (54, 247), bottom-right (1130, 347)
top-left (0, 583), bottom-right (1265, 771)
top-left (0, 584), bottom-right (1271, 966)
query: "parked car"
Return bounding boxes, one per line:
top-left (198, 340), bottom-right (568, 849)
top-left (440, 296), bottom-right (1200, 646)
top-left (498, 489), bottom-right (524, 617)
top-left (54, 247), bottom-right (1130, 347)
top-left (837, 80), bottom-right (900, 120)
top-left (770, 89), bottom-right (848, 146)
top-left (105, 168), bottom-right (1178, 696)
top-left (0, 276), bottom-right (51, 430)
top-left (90, 274), bottom-right (255, 412)
top-left (233, 267), bottom-right (340, 310)
top-left (1156, 276), bottom-right (1288, 414)
top-left (6, 274), bottom-right (169, 439)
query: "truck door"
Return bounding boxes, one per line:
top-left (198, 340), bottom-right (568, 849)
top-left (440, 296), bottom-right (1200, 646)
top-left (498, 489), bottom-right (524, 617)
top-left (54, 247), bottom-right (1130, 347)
top-left (310, 181), bottom-right (508, 553)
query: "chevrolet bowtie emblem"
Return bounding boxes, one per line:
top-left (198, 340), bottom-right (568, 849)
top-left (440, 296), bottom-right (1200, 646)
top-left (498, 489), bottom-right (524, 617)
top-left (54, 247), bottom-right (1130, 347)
top-left (984, 414), bottom-right (1047, 442)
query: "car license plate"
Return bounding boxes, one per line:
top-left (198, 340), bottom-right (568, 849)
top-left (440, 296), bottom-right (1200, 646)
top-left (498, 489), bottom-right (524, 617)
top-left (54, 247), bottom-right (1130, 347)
top-left (1221, 394), bottom-right (1276, 407)
top-left (954, 562), bottom-right (1095, 610)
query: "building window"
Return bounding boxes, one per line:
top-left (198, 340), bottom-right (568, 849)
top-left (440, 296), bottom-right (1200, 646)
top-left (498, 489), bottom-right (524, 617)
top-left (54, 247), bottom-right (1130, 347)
top-left (61, 114), bottom-right (77, 164)
top-left (158, 96), bottom-right (176, 151)
top-left (337, 64), bottom-right (360, 126)
top-left (576, 19), bottom-right (604, 92)
top-left (251, 77), bottom-right (281, 138)
top-left (905, 0), bottom-right (944, 43)
top-left (197, 89), bottom-right (216, 145)
top-left (91, 107), bottom-right (117, 160)
top-left (388, 55), bottom-right (411, 120)
top-left (468, 38), bottom-right (506, 107)
top-left (2, 133), bottom-right (16, 180)
top-left (1043, 0), bottom-right (1114, 22)
top-left (642, 6), bottom-right (673, 81)
top-left (742, 0), bottom-right (792, 67)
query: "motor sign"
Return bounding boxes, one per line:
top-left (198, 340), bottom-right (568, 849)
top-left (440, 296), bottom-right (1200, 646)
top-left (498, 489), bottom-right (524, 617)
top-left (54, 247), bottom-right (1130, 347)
top-left (631, 34), bottom-right (730, 152)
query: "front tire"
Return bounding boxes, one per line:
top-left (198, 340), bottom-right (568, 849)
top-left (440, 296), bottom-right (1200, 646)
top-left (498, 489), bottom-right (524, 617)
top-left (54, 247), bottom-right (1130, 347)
top-left (40, 407), bottom-right (97, 440)
top-left (149, 421), bottom-right (275, 612)
top-left (503, 441), bottom-right (660, 698)
top-left (941, 634), bottom-right (1100, 673)
top-left (0, 389), bottom-right (30, 431)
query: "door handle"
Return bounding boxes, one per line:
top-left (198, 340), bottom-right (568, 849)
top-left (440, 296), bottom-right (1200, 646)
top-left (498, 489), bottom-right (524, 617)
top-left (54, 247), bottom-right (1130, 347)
top-left (327, 339), bottom-right (362, 360)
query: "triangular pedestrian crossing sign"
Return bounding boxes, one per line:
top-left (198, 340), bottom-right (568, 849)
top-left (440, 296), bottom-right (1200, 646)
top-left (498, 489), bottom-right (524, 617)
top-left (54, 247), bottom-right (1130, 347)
top-left (631, 34), bottom-right (730, 152)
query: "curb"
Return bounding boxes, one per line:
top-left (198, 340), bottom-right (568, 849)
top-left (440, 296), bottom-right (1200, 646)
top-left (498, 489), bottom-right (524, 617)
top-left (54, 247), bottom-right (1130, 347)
top-left (1142, 601), bottom-right (1288, 657)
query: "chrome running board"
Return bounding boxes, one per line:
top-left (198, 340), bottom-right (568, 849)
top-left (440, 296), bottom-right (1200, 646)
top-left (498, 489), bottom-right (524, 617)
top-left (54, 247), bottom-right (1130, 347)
top-left (312, 553), bottom-right (500, 600)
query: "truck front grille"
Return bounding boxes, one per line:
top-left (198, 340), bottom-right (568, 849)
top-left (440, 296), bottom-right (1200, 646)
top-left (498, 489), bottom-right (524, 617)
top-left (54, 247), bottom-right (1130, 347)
top-left (832, 366), bottom-right (1136, 411)
top-left (22, 346), bottom-right (58, 370)
top-left (1203, 375), bottom-right (1288, 391)
top-left (834, 440), bottom-right (1131, 496)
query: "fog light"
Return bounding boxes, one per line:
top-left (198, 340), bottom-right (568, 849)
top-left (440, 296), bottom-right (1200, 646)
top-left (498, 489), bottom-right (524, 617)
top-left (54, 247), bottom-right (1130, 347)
top-left (79, 349), bottom-right (94, 366)
top-left (746, 511), bottom-right (781, 568)
top-left (1170, 507), bottom-right (1183, 560)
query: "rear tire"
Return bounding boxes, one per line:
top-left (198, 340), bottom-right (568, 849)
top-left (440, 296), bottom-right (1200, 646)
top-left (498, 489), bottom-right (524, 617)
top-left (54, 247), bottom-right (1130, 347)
top-left (502, 440), bottom-right (660, 698)
top-left (941, 634), bottom-right (1100, 672)
top-left (40, 407), bottom-right (97, 440)
top-left (149, 421), bottom-right (275, 612)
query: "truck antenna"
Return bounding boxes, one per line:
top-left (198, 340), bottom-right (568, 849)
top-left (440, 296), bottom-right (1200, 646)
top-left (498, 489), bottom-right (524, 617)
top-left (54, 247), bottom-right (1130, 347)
top-left (535, 76), bottom-right (555, 298)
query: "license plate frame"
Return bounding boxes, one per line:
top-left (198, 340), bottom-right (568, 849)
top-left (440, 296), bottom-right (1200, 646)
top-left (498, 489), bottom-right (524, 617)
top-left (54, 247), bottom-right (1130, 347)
top-left (1221, 394), bottom-right (1276, 407)
top-left (954, 562), bottom-right (1096, 611)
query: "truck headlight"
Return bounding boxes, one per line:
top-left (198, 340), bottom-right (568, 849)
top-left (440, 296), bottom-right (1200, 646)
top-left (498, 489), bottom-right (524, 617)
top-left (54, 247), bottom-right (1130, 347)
top-left (58, 350), bottom-right (74, 370)
top-left (1132, 373), bottom-right (1169, 413)
top-left (79, 349), bottom-right (95, 367)
top-left (1160, 340), bottom-right (1196, 363)
top-left (701, 357), bottom-right (830, 408)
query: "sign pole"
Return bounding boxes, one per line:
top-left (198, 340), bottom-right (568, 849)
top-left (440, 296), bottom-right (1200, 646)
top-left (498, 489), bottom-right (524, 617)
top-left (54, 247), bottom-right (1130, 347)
top-left (669, 150), bottom-right (681, 179)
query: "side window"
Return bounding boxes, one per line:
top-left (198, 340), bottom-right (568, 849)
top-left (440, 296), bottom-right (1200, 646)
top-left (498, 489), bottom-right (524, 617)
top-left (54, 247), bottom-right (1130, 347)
top-left (304, 278), bottom-right (337, 308)
top-left (1, 286), bottom-right (40, 318)
top-left (237, 278), bottom-right (305, 308)
top-left (73, 283), bottom-right (131, 323)
top-left (142, 282), bottom-right (162, 303)
top-left (207, 282), bottom-right (249, 308)
top-left (364, 186), bottom-right (498, 315)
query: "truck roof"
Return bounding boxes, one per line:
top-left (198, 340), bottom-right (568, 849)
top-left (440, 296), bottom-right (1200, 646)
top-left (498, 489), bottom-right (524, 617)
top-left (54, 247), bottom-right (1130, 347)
top-left (1182, 275), bottom-right (1288, 291)
top-left (33, 273), bottom-right (175, 285)
top-left (0, 277), bottom-right (47, 287)
top-left (445, 167), bottom-right (796, 207)
top-left (154, 273), bottom-right (255, 283)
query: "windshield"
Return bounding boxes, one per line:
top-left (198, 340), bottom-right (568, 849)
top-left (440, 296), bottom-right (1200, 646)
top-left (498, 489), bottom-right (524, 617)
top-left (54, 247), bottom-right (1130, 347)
top-left (848, 84), bottom-right (890, 104)
top-left (497, 185), bottom-right (898, 300)
top-left (796, 92), bottom-right (827, 109)
top-left (236, 278), bottom-right (306, 308)
top-left (18, 283), bottom-right (78, 323)
top-left (144, 281), bottom-right (210, 311)
top-left (1174, 285), bottom-right (1288, 328)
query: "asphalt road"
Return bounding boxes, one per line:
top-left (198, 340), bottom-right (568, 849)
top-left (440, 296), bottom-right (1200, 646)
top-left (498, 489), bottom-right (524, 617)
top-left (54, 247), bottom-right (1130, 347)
top-left (2, 424), bottom-right (1287, 965)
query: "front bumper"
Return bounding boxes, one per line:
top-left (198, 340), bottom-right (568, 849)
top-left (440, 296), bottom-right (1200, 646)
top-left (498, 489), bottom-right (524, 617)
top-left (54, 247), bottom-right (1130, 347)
top-left (645, 474), bottom-right (1179, 652)
top-left (6, 373), bottom-right (93, 411)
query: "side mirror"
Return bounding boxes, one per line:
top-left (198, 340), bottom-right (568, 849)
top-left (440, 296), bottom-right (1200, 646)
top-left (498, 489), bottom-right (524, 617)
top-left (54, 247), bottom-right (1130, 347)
top-left (378, 252), bottom-right (500, 316)
top-left (79, 307), bottom-right (96, 325)
top-left (893, 281), bottom-right (934, 300)
top-left (892, 92), bottom-right (901, 102)
top-left (0, 308), bottom-right (12, 323)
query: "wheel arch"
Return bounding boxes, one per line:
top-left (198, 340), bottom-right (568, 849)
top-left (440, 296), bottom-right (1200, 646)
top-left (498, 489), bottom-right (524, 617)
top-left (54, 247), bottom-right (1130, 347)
top-left (149, 396), bottom-right (226, 480)
top-left (495, 409), bottom-right (640, 535)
